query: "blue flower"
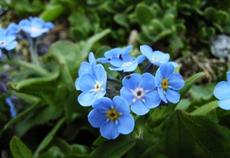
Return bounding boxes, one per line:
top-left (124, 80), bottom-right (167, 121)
top-left (120, 73), bottom-right (161, 115)
top-left (19, 17), bottom-right (54, 38)
top-left (0, 28), bottom-right (17, 52)
top-left (88, 96), bottom-right (135, 139)
top-left (213, 71), bottom-right (230, 110)
top-left (75, 53), bottom-right (107, 106)
top-left (5, 97), bottom-right (17, 118)
top-left (155, 63), bottom-right (184, 104)
top-left (140, 45), bottom-right (170, 66)
top-left (98, 45), bottom-right (145, 72)
top-left (6, 23), bottom-right (20, 36)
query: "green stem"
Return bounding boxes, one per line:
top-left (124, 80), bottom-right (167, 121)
top-left (29, 38), bottom-right (40, 65)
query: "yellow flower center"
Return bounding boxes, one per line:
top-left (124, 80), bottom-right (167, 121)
top-left (162, 79), bottom-right (169, 90)
top-left (106, 108), bottom-right (120, 121)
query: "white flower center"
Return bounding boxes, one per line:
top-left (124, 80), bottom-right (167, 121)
top-left (30, 26), bottom-right (42, 33)
top-left (94, 81), bottom-right (102, 92)
top-left (132, 87), bottom-right (145, 102)
top-left (122, 61), bottom-right (133, 67)
top-left (151, 56), bottom-right (158, 63)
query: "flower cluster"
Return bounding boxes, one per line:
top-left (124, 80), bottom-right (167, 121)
top-left (0, 17), bottom-right (53, 59)
top-left (75, 45), bottom-right (185, 139)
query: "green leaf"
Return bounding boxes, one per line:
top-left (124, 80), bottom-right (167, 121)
top-left (175, 99), bottom-right (191, 111)
top-left (40, 4), bottom-right (65, 21)
top-left (34, 118), bottom-right (65, 158)
top-left (164, 110), bottom-right (230, 158)
top-left (80, 29), bottom-right (111, 59)
top-left (10, 136), bottom-right (33, 158)
top-left (189, 84), bottom-right (215, 101)
top-left (10, 67), bottom-right (59, 90)
top-left (191, 101), bottom-right (219, 116)
top-left (49, 41), bottom-right (80, 91)
top-left (180, 72), bottom-right (205, 97)
top-left (114, 13), bottom-right (128, 28)
top-left (90, 137), bottom-right (136, 158)
top-left (135, 3), bottom-right (155, 24)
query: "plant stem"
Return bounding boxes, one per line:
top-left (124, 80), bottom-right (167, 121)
top-left (29, 38), bottom-right (40, 65)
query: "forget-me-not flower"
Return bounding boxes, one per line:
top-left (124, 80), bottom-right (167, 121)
top-left (0, 28), bottom-right (17, 54)
top-left (88, 96), bottom-right (135, 139)
top-left (213, 71), bottom-right (230, 110)
top-left (76, 53), bottom-right (107, 106)
top-left (155, 63), bottom-right (184, 104)
top-left (19, 17), bottom-right (54, 38)
top-left (98, 45), bottom-right (145, 72)
top-left (120, 73), bottom-right (161, 115)
top-left (140, 45), bottom-right (170, 66)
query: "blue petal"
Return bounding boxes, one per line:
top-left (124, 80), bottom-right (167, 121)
top-left (151, 51), bottom-right (170, 66)
top-left (109, 66), bottom-right (123, 71)
top-left (131, 100), bottom-right (149, 115)
top-left (214, 81), bottom-right (230, 100)
top-left (100, 121), bottom-right (120, 139)
top-left (144, 91), bottom-right (161, 108)
top-left (118, 115), bottom-right (135, 134)
top-left (77, 74), bottom-right (95, 91)
top-left (88, 52), bottom-right (96, 64)
top-left (97, 57), bottom-right (110, 63)
top-left (5, 97), bottom-right (17, 118)
top-left (140, 45), bottom-right (153, 60)
top-left (123, 61), bottom-right (138, 72)
top-left (122, 73), bottom-right (141, 90)
top-left (30, 31), bottom-right (44, 38)
top-left (168, 73), bottom-right (184, 90)
top-left (104, 48), bottom-right (122, 59)
top-left (139, 73), bottom-right (155, 90)
top-left (113, 96), bottom-right (130, 114)
top-left (78, 62), bottom-right (91, 76)
top-left (5, 41), bottom-right (17, 50)
top-left (158, 88), bottom-right (167, 103)
top-left (93, 97), bottom-right (113, 110)
top-left (93, 64), bottom-right (107, 83)
top-left (120, 87), bottom-right (134, 104)
top-left (6, 35), bottom-right (16, 42)
top-left (19, 19), bottom-right (30, 29)
top-left (155, 68), bottom-right (163, 86)
top-left (88, 109), bottom-right (106, 128)
top-left (159, 63), bottom-right (174, 78)
top-left (166, 89), bottom-right (180, 103)
top-left (123, 45), bottom-right (132, 55)
top-left (110, 58), bottom-right (123, 67)
top-left (218, 99), bottom-right (230, 110)
top-left (78, 91), bottom-right (97, 106)
top-left (136, 55), bottom-right (145, 64)
top-left (44, 22), bottom-right (54, 29)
